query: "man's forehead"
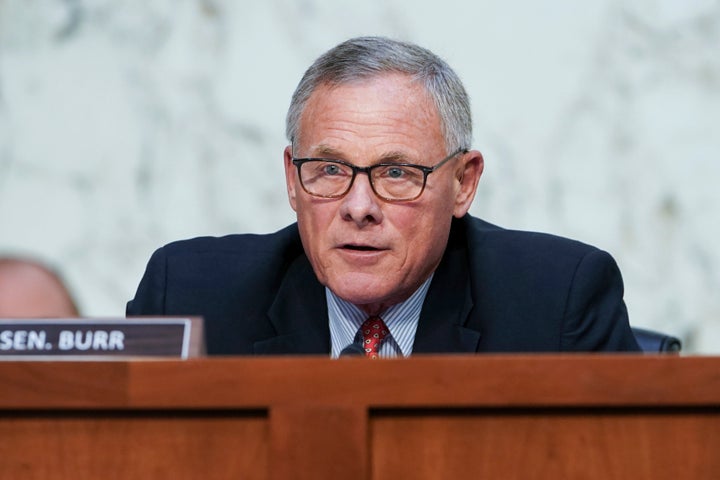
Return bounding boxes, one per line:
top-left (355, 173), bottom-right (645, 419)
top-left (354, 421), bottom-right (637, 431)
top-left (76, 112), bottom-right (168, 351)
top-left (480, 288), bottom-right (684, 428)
top-left (303, 74), bottom-right (430, 113)
top-left (297, 77), bottom-right (442, 147)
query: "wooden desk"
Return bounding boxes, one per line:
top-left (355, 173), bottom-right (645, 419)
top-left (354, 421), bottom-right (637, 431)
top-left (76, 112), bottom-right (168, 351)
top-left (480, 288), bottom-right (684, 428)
top-left (1, 355), bottom-right (719, 479)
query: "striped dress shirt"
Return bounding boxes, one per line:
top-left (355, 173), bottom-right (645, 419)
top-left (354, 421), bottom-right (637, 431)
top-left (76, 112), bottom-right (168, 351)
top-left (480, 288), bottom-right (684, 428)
top-left (327, 275), bottom-right (433, 358)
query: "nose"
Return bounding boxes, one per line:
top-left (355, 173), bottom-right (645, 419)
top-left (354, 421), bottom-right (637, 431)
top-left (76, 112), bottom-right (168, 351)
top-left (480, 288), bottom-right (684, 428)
top-left (339, 173), bottom-right (384, 227)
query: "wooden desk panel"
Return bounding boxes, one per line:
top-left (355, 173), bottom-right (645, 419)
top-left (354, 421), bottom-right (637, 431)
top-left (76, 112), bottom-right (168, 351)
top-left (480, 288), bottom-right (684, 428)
top-left (1, 355), bottom-right (718, 479)
top-left (0, 412), bottom-right (267, 480)
top-left (371, 409), bottom-right (720, 479)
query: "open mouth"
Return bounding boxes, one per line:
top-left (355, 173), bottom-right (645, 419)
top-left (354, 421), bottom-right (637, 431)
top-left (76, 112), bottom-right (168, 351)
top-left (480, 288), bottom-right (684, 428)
top-left (343, 244), bottom-right (380, 251)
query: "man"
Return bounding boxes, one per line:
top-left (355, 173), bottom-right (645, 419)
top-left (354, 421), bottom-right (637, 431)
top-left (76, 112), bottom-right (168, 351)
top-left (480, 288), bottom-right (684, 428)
top-left (0, 257), bottom-right (79, 318)
top-left (127, 36), bottom-right (639, 356)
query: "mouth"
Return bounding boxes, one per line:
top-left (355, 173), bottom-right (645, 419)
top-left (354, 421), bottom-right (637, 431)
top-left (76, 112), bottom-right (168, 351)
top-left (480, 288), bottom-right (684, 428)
top-left (342, 244), bottom-right (381, 252)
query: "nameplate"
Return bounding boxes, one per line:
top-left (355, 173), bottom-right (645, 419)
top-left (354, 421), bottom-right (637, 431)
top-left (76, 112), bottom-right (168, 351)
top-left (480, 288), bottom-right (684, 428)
top-left (0, 317), bottom-right (204, 360)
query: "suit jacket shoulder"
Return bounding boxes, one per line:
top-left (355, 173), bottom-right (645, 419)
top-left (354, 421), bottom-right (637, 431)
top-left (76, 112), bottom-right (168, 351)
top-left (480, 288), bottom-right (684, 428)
top-left (126, 224), bottom-right (327, 354)
top-left (454, 215), bottom-right (639, 351)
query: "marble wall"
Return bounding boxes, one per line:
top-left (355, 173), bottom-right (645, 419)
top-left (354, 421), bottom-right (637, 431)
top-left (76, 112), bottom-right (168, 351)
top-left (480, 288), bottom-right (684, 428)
top-left (1, 0), bottom-right (718, 352)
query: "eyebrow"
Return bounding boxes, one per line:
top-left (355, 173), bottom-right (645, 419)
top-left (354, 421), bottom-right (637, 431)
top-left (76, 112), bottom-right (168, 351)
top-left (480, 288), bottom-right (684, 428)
top-left (311, 145), bottom-right (344, 158)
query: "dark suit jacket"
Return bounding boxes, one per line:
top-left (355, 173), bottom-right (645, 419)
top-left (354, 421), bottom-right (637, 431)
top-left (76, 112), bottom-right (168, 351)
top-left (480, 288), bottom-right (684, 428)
top-left (126, 214), bottom-right (640, 354)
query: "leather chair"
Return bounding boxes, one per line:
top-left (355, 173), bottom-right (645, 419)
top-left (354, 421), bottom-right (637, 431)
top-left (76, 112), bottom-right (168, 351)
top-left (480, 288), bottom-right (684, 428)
top-left (632, 327), bottom-right (682, 353)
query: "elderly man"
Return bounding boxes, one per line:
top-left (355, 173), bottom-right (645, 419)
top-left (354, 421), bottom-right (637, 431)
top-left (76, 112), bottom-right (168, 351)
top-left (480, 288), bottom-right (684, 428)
top-left (127, 36), bottom-right (639, 356)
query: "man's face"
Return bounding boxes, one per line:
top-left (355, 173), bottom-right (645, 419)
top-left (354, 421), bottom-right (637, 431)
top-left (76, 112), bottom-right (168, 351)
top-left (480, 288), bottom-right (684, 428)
top-left (284, 74), bottom-right (482, 314)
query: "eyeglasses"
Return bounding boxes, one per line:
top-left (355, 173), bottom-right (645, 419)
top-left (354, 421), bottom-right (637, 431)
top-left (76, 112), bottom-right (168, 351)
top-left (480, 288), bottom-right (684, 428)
top-left (291, 148), bottom-right (466, 202)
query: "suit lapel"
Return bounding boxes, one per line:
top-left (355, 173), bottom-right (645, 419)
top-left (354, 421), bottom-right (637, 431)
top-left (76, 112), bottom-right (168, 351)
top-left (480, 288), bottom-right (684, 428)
top-left (413, 219), bottom-right (481, 354)
top-left (254, 254), bottom-right (330, 355)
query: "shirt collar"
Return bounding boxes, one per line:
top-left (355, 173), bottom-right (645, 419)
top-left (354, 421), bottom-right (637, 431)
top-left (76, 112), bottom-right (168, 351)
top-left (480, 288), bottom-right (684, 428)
top-left (327, 274), bottom-right (434, 358)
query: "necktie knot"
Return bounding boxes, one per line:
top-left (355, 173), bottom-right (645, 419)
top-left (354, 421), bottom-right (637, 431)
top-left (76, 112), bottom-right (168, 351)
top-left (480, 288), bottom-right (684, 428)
top-left (360, 316), bottom-right (389, 359)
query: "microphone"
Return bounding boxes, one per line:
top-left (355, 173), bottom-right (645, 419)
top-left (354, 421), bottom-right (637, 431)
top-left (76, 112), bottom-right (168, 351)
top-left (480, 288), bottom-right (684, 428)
top-left (340, 342), bottom-right (365, 356)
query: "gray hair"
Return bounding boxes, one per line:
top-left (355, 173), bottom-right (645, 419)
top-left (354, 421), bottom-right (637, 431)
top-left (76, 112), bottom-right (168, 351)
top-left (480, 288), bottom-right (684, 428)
top-left (286, 36), bottom-right (473, 154)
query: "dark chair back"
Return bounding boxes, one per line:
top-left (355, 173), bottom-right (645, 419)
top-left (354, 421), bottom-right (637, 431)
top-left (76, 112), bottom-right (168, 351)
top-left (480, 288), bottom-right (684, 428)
top-left (632, 327), bottom-right (682, 353)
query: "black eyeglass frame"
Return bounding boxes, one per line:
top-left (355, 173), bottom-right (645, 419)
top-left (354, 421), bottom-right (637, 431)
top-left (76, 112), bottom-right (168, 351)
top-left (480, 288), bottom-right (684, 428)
top-left (291, 148), bottom-right (467, 202)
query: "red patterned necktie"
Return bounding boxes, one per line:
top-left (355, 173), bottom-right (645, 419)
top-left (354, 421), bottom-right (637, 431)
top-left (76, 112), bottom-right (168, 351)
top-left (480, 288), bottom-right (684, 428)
top-left (360, 316), bottom-right (389, 359)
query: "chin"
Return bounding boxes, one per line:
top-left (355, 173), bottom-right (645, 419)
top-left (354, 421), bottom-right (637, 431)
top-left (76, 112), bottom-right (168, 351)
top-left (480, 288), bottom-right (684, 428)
top-left (327, 273), bottom-right (397, 307)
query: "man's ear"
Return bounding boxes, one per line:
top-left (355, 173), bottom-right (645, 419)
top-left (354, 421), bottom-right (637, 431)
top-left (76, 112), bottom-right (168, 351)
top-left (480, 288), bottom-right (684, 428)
top-left (284, 145), bottom-right (298, 212)
top-left (453, 150), bottom-right (484, 218)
